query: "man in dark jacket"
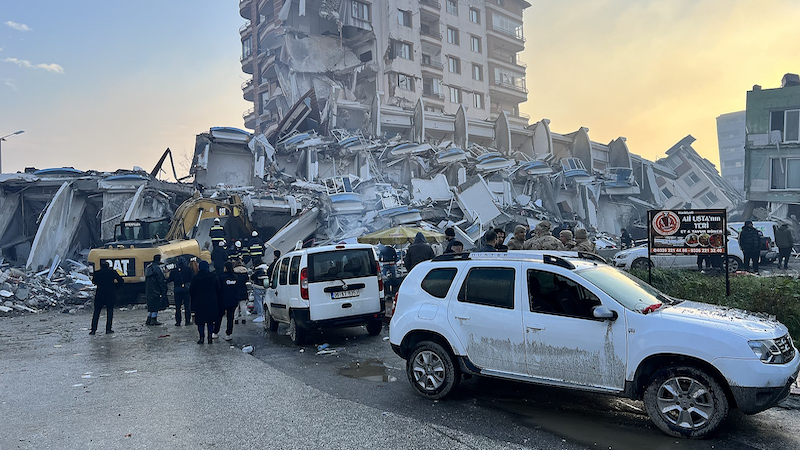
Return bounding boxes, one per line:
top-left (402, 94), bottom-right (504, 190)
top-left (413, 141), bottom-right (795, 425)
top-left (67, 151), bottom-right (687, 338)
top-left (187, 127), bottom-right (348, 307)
top-left (738, 220), bottom-right (761, 273)
top-left (380, 244), bottom-right (398, 279)
top-left (266, 250), bottom-right (281, 280)
top-left (166, 257), bottom-right (193, 326)
top-left (477, 230), bottom-right (499, 252)
top-left (443, 227), bottom-right (457, 253)
top-left (212, 240), bottom-right (227, 274)
top-left (190, 260), bottom-right (220, 344)
top-left (90, 261), bottom-right (123, 335)
top-left (775, 223), bottom-right (795, 269)
top-left (404, 232), bottom-right (435, 272)
top-left (494, 228), bottom-right (508, 251)
top-left (620, 228), bottom-right (633, 249)
top-left (144, 254), bottom-right (167, 326)
top-left (215, 262), bottom-right (241, 341)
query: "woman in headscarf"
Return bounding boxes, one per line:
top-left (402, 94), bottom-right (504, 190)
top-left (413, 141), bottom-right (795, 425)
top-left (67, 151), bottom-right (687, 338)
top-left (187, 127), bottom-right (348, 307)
top-left (189, 261), bottom-right (220, 344)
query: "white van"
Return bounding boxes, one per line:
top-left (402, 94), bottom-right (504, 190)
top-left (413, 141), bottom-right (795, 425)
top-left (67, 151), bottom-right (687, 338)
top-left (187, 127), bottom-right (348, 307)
top-left (263, 243), bottom-right (384, 344)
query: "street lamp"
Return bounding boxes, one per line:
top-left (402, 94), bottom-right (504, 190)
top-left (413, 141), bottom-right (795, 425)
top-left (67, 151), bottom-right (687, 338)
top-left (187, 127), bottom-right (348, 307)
top-left (0, 130), bottom-right (25, 174)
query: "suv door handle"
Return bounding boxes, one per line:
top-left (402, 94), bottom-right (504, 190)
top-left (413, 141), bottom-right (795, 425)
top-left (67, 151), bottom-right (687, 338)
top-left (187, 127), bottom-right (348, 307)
top-left (454, 315), bottom-right (471, 321)
top-left (527, 325), bottom-right (545, 332)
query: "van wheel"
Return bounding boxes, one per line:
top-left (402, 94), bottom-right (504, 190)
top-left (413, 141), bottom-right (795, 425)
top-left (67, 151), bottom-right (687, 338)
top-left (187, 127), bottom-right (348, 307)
top-left (289, 317), bottom-right (305, 345)
top-left (265, 312), bottom-right (279, 332)
top-left (366, 319), bottom-right (382, 336)
top-left (643, 365), bottom-right (728, 438)
top-left (406, 341), bottom-right (459, 399)
top-left (631, 257), bottom-right (652, 270)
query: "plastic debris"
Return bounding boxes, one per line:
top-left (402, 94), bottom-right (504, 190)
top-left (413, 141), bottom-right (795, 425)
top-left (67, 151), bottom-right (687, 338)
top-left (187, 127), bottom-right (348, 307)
top-left (242, 345), bottom-right (254, 354)
top-left (317, 343), bottom-right (330, 351)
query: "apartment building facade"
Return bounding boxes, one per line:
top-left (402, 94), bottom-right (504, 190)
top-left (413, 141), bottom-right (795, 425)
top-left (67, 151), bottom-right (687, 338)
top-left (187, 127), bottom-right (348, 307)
top-left (716, 111), bottom-right (746, 196)
top-left (238, 0), bottom-right (530, 138)
top-left (744, 73), bottom-right (800, 220)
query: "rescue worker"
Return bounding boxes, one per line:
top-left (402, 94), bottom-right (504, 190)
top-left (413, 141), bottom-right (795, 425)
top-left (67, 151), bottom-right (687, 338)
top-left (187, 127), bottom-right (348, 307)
top-left (228, 239), bottom-right (243, 263)
top-left (573, 228), bottom-right (596, 253)
top-left (166, 257), bottom-right (193, 326)
top-left (248, 230), bottom-right (265, 266)
top-left (240, 235), bottom-right (251, 265)
top-left (212, 239), bottom-right (227, 274)
top-left (507, 225), bottom-right (527, 250)
top-left (209, 218), bottom-right (226, 248)
top-left (525, 221), bottom-right (565, 250)
top-left (90, 261), bottom-right (123, 335)
top-left (559, 229), bottom-right (576, 250)
top-left (144, 254), bottom-right (168, 326)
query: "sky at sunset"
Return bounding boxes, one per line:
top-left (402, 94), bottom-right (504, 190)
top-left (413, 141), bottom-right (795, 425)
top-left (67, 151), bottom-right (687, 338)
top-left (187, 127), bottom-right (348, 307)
top-left (1, 0), bottom-right (799, 177)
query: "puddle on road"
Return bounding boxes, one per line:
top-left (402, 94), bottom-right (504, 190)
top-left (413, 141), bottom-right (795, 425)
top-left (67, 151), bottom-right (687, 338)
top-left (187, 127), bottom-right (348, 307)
top-left (338, 359), bottom-right (396, 382)
top-left (485, 397), bottom-right (715, 450)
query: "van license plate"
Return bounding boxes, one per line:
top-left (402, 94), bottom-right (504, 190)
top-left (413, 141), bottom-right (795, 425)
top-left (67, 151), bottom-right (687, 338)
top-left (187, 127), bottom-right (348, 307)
top-left (332, 289), bottom-right (361, 299)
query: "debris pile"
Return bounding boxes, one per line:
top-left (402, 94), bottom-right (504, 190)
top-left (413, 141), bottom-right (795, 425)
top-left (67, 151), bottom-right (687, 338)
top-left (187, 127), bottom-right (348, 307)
top-left (0, 259), bottom-right (95, 315)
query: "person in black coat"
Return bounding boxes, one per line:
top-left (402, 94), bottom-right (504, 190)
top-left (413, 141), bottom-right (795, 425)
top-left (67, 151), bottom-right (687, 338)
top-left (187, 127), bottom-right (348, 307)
top-left (233, 262), bottom-right (250, 325)
top-left (215, 262), bottom-right (241, 341)
top-left (166, 257), bottom-right (193, 326)
top-left (144, 254), bottom-right (167, 326)
top-left (477, 230), bottom-right (499, 252)
top-left (190, 260), bottom-right (220, 344)
top-left (404, 232), bottom-right (435, 272)
top-left (738, 220), bottom-right (762, 273)
top-left (443, 227), bottom-right (457, 254)
top-left (90, 261), bottom-right (124, 335)
top-left (211, 239), bottom-right (228, 274)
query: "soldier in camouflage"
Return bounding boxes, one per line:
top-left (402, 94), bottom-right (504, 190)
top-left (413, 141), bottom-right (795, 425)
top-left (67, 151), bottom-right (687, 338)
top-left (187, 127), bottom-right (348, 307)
top-left (559, 229), bottom-right (577, 250)
top-left (507, 225), bottom-right (528, 250)
top-left (524, 221), bottom-right (565, 250)
top-left (573, 228), bottom-right (596, 253)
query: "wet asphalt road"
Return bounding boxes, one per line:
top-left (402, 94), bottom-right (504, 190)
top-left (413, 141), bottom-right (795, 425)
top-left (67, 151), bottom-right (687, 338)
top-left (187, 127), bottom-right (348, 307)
top-left (1, 306), bottom-right (800, 450)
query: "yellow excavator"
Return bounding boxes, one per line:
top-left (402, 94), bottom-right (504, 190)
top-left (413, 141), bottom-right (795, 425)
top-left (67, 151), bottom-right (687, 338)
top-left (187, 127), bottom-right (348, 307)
top-left (87, 193), bottom-right (252, 300)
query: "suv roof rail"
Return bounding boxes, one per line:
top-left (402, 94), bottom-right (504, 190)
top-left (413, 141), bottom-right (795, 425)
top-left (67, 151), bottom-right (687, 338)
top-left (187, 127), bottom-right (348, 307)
top-left (432, 252), bottom-right (471, 261)
top-left (576, 251), bottom-right (607, 264)
top-left (542, 254), bottom-right (575, 269)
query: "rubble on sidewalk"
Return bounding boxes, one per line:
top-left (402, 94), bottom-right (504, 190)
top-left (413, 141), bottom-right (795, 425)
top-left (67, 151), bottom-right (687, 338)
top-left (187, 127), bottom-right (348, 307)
top-left (0, 259), bottom-right (96, 316)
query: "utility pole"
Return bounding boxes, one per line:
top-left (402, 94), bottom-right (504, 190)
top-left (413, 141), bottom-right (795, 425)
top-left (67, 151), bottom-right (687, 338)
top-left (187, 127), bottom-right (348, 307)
top-left (0, 130), bottom-right (25, 174)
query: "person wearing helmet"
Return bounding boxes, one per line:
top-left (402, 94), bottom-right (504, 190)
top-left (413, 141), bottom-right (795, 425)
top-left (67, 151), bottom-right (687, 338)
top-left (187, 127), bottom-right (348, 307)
top-left (228, 239), bottom-right (243, 263)
top-left (209, 218), bottom-right (225, 248)
top-left (212, 239), bottom-right (227, 274)
top-left (248, 230), bottom-right (265, 266)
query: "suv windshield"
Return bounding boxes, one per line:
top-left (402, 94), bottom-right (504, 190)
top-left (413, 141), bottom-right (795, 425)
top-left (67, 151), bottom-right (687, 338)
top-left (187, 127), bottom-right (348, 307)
top-left (578, 265), bottom-right (677, 313)
top-left (308, 249), bottom-right (377, 282)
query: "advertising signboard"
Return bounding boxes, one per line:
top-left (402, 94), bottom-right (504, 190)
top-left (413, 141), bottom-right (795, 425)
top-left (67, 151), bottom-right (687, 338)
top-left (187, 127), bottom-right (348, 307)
top-left (647, 209), bottom-right (728, 255)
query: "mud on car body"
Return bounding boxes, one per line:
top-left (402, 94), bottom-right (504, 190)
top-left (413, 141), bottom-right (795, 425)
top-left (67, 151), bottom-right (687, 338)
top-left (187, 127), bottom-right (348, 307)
top-left (389, 251), bottom-right (800, 438)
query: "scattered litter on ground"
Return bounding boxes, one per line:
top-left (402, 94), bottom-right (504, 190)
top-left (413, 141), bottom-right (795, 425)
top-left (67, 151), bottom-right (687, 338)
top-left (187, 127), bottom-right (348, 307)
top-left (157, 334), bottom-right (170, 338)
top-left (124, 370), bottom-right (137, 374)
top-left (242, 345), bottom-right (254, 354)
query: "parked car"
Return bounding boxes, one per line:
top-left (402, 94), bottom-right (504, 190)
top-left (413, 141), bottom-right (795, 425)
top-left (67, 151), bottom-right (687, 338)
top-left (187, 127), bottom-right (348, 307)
top-left (263, 243), bottom-right (384, 344)
top-left (390, 251), bottom-right (799, 438)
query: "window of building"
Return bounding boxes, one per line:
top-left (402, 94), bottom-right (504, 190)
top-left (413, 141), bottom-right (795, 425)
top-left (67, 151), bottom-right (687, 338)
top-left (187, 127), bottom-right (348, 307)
top-left (397, 73), bottom-right (415, 91)
top-left (472, 63), bottom-right (483, 81)
top-left (684, 172), bottom-right (701, 187)
top-left (661, 187), bottom-right (673, 199)
top-left (398, 9), bottom-right (411, 27)
top-left (242, 38), bottom-right (252, 58)
top-left (493, 68), bottom-right (526, 91)
top-left (457, 267), bottom-right (515, 309)
top-left (447, 27), bottom-right (459, 45)
top-left (352, 1), bottom-right (371, 21)
top-left (473, 92), bottom-right (484, 109)
top-left (770, 109), bottom-right (800, 143)
top-left (770, 158), bottom-right (800, 190)
top-left (449, 86), bottom-right (462, 103)
top-left (423, 77), bottom-right (442, 96)
top-left (390, 40), bottom-right (413, 60)
top-left (469, 8), bottom-right (480, 24)
top-left (446, 0), bottom-right (458, 15)
top-left (663, 157), bottom-right (680, 170)
top-left (448, 56), bottom-right (461, 74)
top-left (470, 35), bottom-right (481, 53)
top-left (491, 13), bottom-right (523, 40)
top-left (421, 268), bottom-right (458, 298)
top-left (699, 191), bottom-right (719, 207)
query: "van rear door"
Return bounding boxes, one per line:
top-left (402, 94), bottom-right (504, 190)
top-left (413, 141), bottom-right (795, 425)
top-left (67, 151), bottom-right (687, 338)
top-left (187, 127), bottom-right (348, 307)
top-left (307, 248), bottom-right (381, 321)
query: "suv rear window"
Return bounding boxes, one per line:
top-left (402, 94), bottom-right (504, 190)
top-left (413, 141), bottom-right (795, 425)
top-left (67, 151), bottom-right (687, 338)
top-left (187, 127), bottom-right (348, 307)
top-left (421, 268), bottom-right (457, 298)
top-left (308, 249), bottom-right (377, 282)
top-left (457, 267), bottom-right (515, 309)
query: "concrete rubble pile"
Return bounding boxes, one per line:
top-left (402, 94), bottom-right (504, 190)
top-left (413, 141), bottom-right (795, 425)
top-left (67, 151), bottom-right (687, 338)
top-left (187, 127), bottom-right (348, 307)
top-left (0, 259), bottom-right (96, 315)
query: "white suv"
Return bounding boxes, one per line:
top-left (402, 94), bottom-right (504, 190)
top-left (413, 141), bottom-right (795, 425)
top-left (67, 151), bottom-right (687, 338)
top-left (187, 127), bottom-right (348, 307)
top-left (389, 251), bottom-right (799, 438)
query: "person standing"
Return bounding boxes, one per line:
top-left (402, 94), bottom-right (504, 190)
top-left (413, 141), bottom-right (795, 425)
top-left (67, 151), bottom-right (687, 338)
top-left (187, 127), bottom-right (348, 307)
top-left (248, 230), bottom-right (265, 266)
top-left (404, 232), bottom-right (435, 272)
top-left (775, 223), bottom-right (795, 270)
top-left (90, 261), bottom-right (123, 335)
top-left (507, 225), bottom-right (527, 250)
top-left (233, 262), bottom-right (250, 325)
top-left (266, 250), bottom-right (281, 280)
top-left (738, 220), bottom-right (761, 273)
top-left (559, 230), bottom-right (576, 250)
top-left (477, 231), bottom-right (499, 252)
top-left (620, 228), bottom-right (633, 249)
top-left (573, 228), bottom-right (596, 253)
top-left (228, 239), bottom-right (243, 263)
top-left (380, 244), bottom-right (398, 278)
top-left (209, 218), bottom-right (226, 248)
top-left (190, 260), bottom-right (220, 344)
top-left (144, 254), bottom-right (167, 326)
top-left (443, 227), bottom-right (457, 253)
top-left (450, 241), bottom-right (464, 253)
top-left (215, 262), bottom-right (241, 341)
top-left (494, 228), bottom-right (508, 251)
top-left (250, 263), bottom-right (268, 323)
top-left (166, 257), bottom-right (193, 326)
top-left (212, 239), bottom-right (227, 274)
top-left (525, 221), bottom-right (565, 250)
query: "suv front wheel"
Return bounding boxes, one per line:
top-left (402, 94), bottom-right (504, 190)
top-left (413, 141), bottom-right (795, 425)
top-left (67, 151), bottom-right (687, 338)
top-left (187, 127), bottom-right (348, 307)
top-left (407, 341), bottom-right (460, 399)
top-left (643, 365), bottom-right (728, 438)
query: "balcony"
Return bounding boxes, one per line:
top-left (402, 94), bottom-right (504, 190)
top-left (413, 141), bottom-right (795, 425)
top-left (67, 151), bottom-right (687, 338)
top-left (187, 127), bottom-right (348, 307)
top-left (419, 0), bottom-right (441, 11)
top-left (243, 107), bottom-right (256, 129)
top-left (489, 79), bottom-right (528, 103)
top-left (420, 27), bottom-right (442, 41)
top-left (421, 58), bottom-right (444, 73)
top-left (422, 91), bottom-right (445, 101)
top-left (242, 78), bottom-right (254, 102)
top-left (239, 21), bottom-right (252, 38)
top-left (487, 24), bottom-right (525, 52)
top-left (240, 51), bottom-right (254, 74)
top-left (239, 0), bottom-right (253, 20)
top-left (493, 79), bottom-right (528, 93)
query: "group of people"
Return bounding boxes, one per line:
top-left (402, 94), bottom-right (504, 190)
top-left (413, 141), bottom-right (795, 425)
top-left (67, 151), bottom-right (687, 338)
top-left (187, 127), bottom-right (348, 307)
top-left (89, 218), bottom-right (280, 344)
top-left (738, 220), bottom-right (796, 273)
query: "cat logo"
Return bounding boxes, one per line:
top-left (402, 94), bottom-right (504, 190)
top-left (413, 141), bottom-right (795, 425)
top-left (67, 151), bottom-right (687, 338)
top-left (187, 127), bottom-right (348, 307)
top-left (101, 258), bottom-right (135, 277)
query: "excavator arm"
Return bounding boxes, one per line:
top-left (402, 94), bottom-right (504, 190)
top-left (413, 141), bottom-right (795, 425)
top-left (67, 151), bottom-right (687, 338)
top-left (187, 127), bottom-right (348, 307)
top-left (166, 194), bottom-right (252, 241)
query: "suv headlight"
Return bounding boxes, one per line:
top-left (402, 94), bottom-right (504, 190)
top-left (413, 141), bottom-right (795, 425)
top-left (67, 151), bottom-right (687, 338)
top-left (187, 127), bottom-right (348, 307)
top-left (748, 337), bottom-right (793, 364)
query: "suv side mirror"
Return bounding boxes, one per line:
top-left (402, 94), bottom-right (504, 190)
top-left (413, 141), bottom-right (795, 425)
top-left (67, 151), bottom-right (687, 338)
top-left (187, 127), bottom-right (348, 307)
top-left (592, 305), bottom-right (618, 321)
